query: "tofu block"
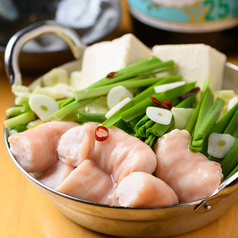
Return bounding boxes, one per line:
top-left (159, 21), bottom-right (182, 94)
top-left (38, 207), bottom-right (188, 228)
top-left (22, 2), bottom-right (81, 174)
top-left (152, 44), bottom-right (226, 91)
top-left (80, 33), bottom-right (152, 89)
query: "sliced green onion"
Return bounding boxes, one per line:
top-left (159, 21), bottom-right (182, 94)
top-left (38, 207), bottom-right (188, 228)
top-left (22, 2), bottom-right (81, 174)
top-left (9, 124), bottom-right (28, 133)
top-left (223, 108), bottom-right (238, 138)
top-left (102, 75), bottom-right (183, 128)
top-left (137, 119), bottom-right (155, 138)
top-left (121, 82), bottom-right (196, 122)
top-left (74, 77), bottom-right (165, 101)
top-left (201, 102), bottom-right (238, 157)
top-left (190, 97), bottom-right (224, 152)
top-left (221, 138), bottom-right (238, 179)
top-left (30, 58), bottom-right (176, 128)
top-left (6, 106), bottom-right (24, 117)
top-left (15, 96), bottom-right (29, 105)
top-left (4, 111), bottom-right (36, 128)
top-left (75, 112), bottom-right (106, 123)
top-left (185, 80), bottom-right (210, 135)
top-left (146, 116), bottom-right (174, 138)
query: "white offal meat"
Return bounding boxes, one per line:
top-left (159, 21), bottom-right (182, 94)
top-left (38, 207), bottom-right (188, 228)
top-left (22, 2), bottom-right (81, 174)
top-left (50, 123), bottom-right (179, 207)
top-left (111, 172), bottom-right (179, 208)
top-left (57, 124), bottom-right (157, 183)
top-left (154, 129), bottom-right (223, 203)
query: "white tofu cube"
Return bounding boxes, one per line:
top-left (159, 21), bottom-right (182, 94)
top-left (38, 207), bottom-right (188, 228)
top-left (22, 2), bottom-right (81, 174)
top-left (152, 44), bottom-right (226, 91)
top-left (80, 34), bottom-right (152, 89)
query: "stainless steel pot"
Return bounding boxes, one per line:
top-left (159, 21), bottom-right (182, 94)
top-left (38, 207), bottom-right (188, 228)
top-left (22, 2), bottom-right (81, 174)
top-left (4, 21), bottom-right (238, 238)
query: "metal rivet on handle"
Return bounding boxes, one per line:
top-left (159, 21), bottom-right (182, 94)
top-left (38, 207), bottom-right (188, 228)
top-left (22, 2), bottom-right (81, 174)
top-left (204, 203), bottom-right (212, 211)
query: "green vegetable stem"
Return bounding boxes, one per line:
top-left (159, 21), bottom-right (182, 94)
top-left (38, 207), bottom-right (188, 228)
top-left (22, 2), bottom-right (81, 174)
top-left (74, 77), bottom-right (169, 101)
top-left (4, 111), bottom-right (36, 128)
top-left (221, 138), bottom-right (238, 179)
top-left (189, 97), bottom-right (224, 152)
top-left (30, 57), bottom-right (176, 128)
top-left (121, 82), bottom-right (196, 122)
top-left (76, 112), bottom-right (106, 123)
top-left (102, 75), bottom-right (182, 128)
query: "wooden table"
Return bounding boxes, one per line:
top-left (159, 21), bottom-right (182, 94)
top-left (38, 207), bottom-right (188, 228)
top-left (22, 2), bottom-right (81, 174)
top-left (1, 2), bottom-right (238, 238)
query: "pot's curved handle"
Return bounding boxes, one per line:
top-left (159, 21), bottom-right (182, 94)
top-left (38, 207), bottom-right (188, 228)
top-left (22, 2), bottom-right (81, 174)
top-left (4, 20), bottom-right (86, 86)
top-left (195, 171), bottom-right (238, 213)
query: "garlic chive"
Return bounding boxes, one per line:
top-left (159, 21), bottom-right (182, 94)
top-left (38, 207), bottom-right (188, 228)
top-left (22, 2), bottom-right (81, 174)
top-left (207, 133), bottom-right (236, 159)
top-left (107, 85), bottom-right (134, 109)
top-left (146, 107), bottom-right (172, 125)
top-left (42, 68), bottom-right (68, 87)
top-left (29, 95), bottom-right (60, 120)
top-left (154, 81), bottom-right (185, 94)
top-left (105, 97), bottom-right (132, 119)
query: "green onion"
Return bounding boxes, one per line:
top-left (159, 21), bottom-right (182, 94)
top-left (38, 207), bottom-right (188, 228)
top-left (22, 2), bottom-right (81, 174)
top-left (6, 106), bottom-right (24, 117)
top-left (6, 103), bottom-right (31, 117)
top-left (29, 57), bottom-right (175, 128)
top-left (227, 163), bottom-right (238, 178)
top-left (176, 93), bottom-right (197, 108)
top-left (121, 82), bottom-right (196, 122)
top-left (9, 124), bottom-right (28, 133)
top-left (189, 97), bottom-right (224, 152)
top-left (221, 138), bottom-right (238, 179)
top-left (15, 96), bottom-right (29, 105)
top-left (134, 114), bottom-right (149, 137)
top-left (223, 108), bottom-right (238, 138)
top-left (185, 80), bottom-right (210, 135)
top-left (88, 57), bottom-right (174, 89)
top-left (202, 102), bottom-right (238, 158)
top-left (146, 116), bottom-right (174, 138)
top-left (74, 77), bottom-right (166, 101)
top-left (102, 75), bottom-right (183, 128)
top-left (29, 97), bottom-right (98, 129)
top-left (4, 111), bottom-right (36, 128)
top-left (75, 112), bottom-right (106, 123)
top-left (57, 97), bottom-right (74, 107)
top-left (137, 119), bottom-right (155, 138)
top-left (115, 119), bottom-right (134, 135)
top-left (127, 115), bottom-right (143, 131)
top-left (144, 134), bottom-right (158, 147)
top-left (208, 102), bottom-right (238, 135)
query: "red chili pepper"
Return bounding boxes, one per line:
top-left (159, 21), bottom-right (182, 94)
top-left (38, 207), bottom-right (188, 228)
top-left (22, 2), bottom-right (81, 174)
top-left (95, 125), bottom-right (109, 142)
top-left (106, 71), bottom-right (117, 78)
top-left (178, 87), bottom-right (200, 100)
top-left (149, 97), bottom-right (173, 110)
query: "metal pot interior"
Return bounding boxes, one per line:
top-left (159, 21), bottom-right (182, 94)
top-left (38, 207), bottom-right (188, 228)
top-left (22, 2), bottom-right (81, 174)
top-left (4, 60), bottom-right (238, 237)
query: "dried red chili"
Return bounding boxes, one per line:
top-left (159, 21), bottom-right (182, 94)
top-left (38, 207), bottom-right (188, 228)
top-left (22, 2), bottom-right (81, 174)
top-left (150, 97), bottom-right (173, 110)
top-left (178, 87), bottom-right (200, 100)
top-left (106, 71), bottom-right (117, 78)
top-left (95, 125), bottom-right (109, 142)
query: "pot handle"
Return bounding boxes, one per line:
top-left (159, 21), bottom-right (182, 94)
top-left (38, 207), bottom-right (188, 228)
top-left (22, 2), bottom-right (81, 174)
top-left (4, 20), bottom-right (86, 86)
top-left (195, 171), bottom-right (238, 213)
